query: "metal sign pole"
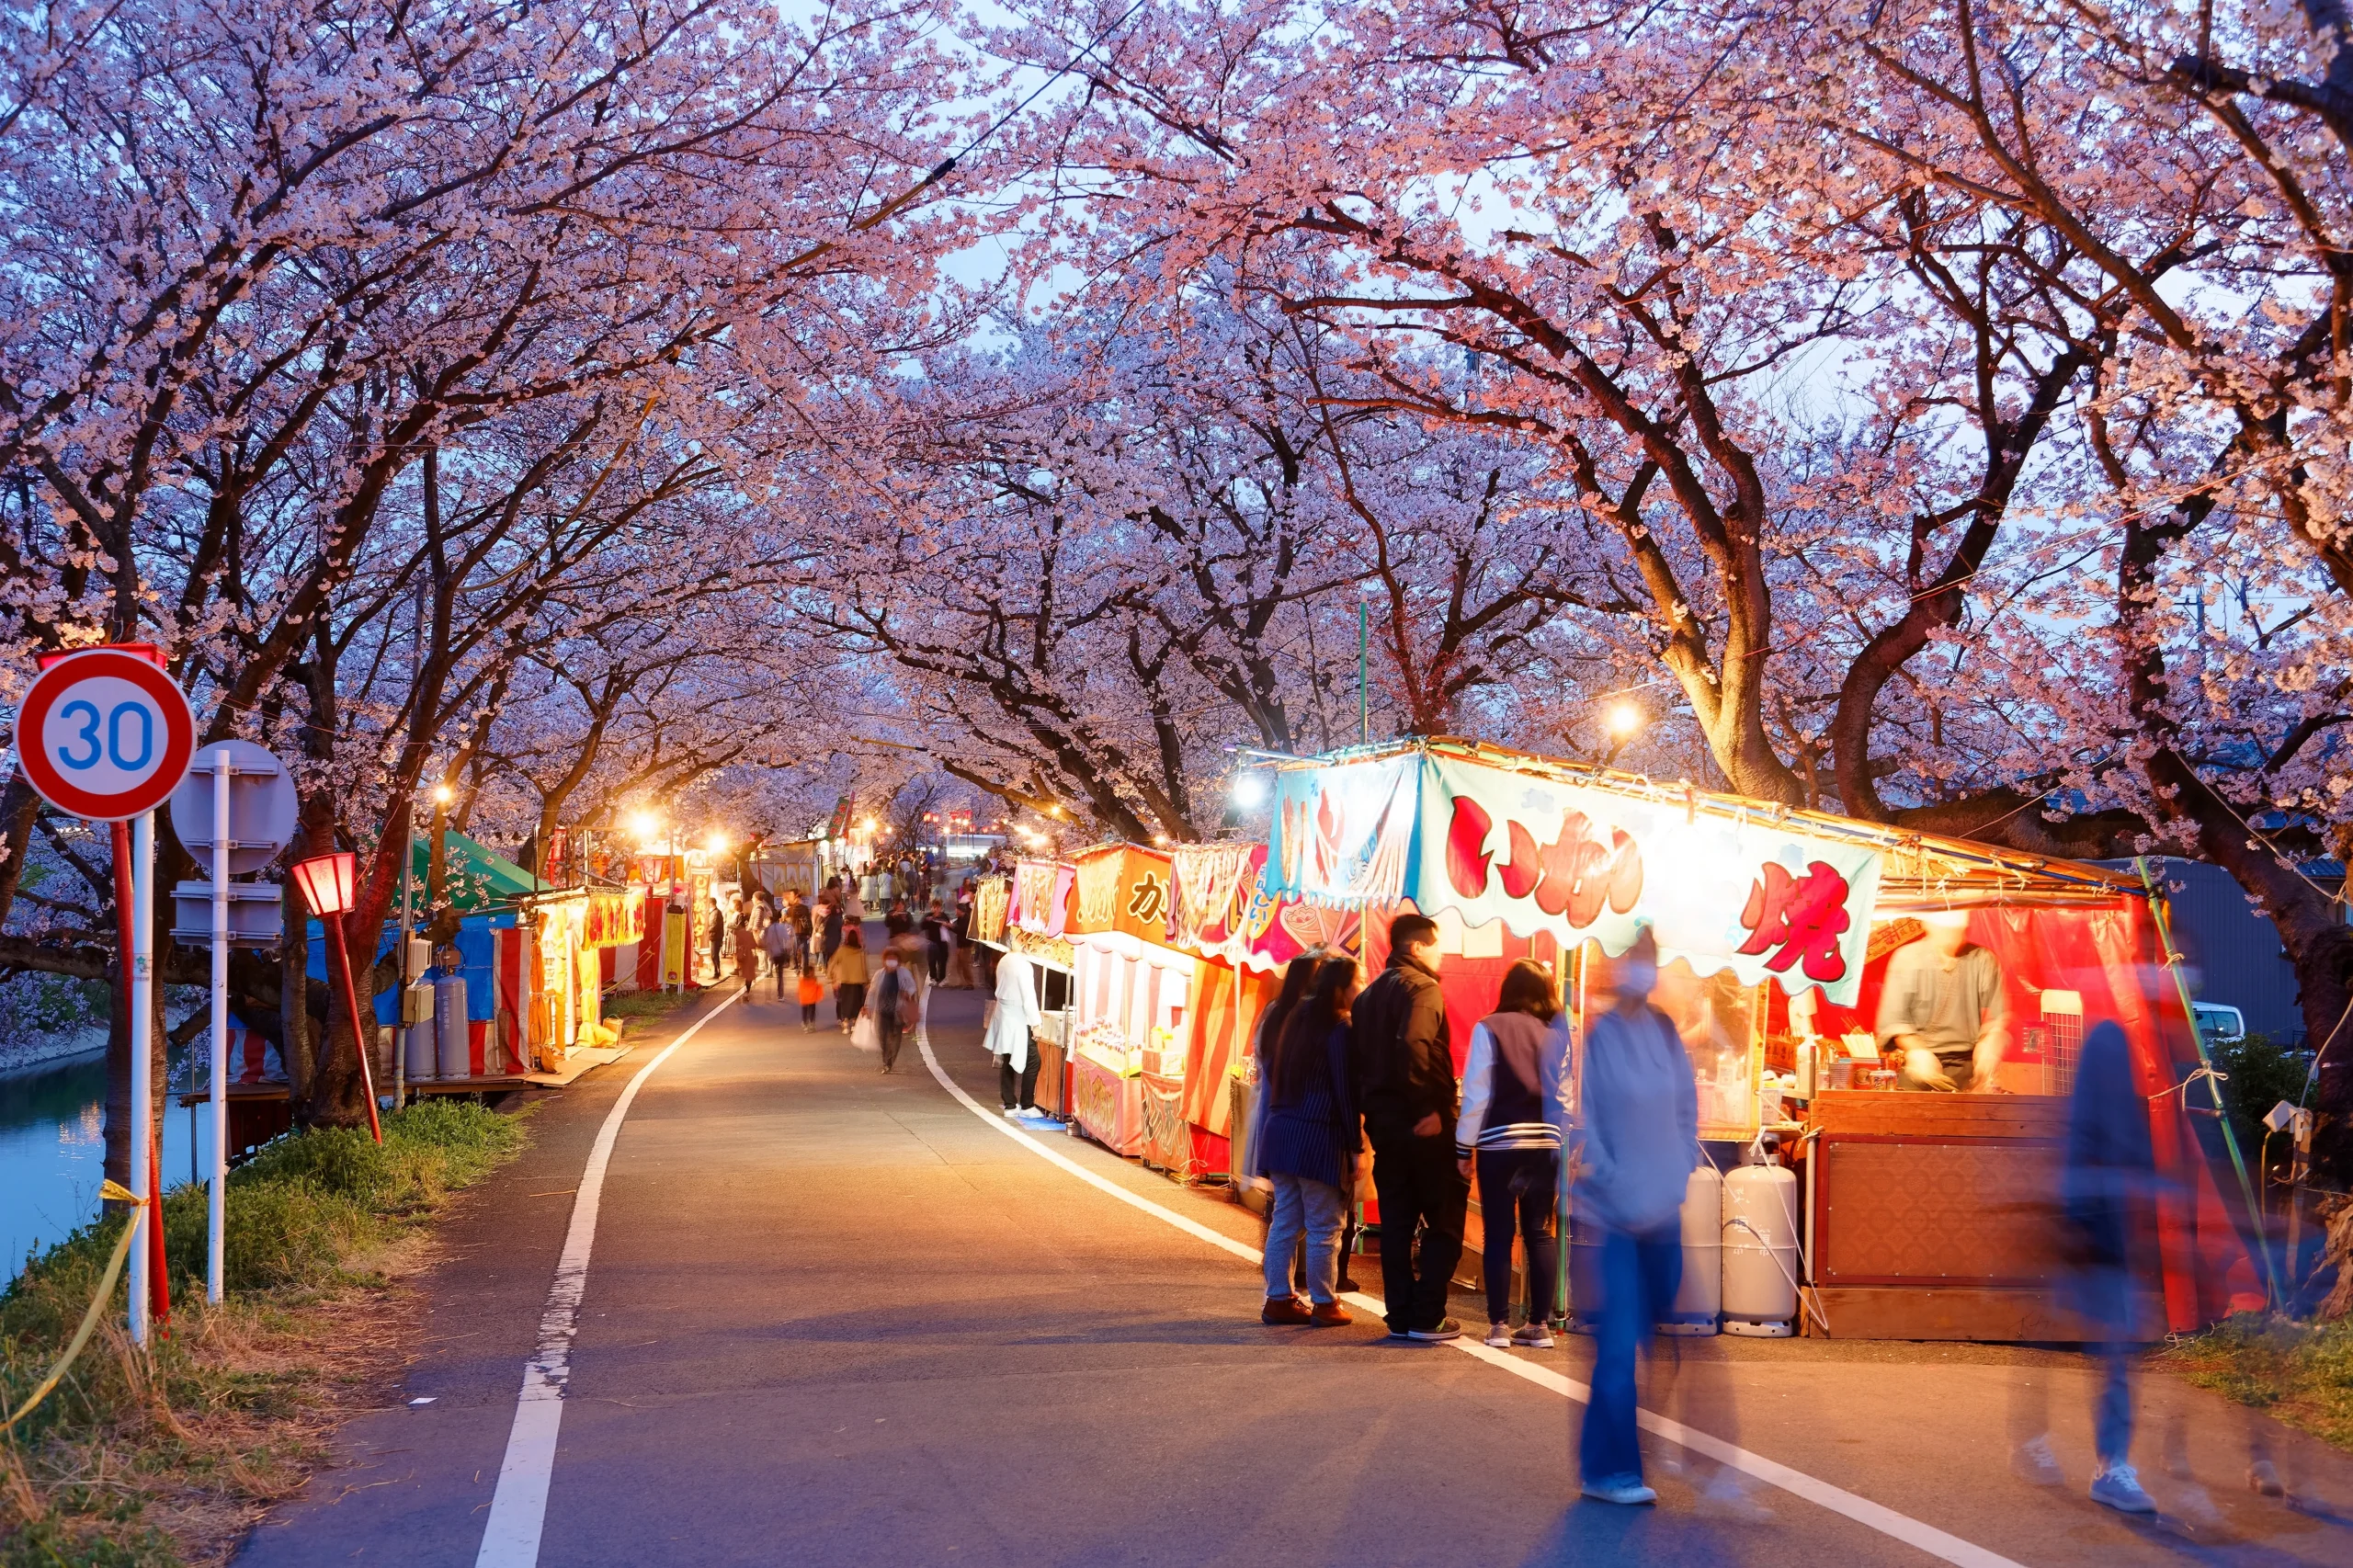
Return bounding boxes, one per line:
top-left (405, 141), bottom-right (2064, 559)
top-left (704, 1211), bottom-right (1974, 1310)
top-left (208, 748), bottom-right (230, 1303)
top-left (128, 809), bottom-right (155, 1346)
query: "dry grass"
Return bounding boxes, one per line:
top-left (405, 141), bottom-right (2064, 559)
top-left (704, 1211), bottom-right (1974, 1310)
top-left (2, 1102), bottom-right (529, 1566)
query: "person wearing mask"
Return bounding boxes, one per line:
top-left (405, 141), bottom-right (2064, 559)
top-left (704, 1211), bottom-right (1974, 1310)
top-left (1457, 958), bottom-right (1572, 1350)
top-left (983, 949), bottom-right (1043, 1115)
top-left (1256, 956), bottom-right (1362, 1328)
top-left (828, 926), bottom-right (869, 1033)
top-left (2065, 1019), bottom-right (2160, 1514)
top-left (1573, 927), bottom-right (1699, 1506)
top-left (869, 949), bottom-right (918, 1073)
top-left (1350, 912), bottom-right (1464, 1342)
top-left (920, 901), bottom-right (953, 984)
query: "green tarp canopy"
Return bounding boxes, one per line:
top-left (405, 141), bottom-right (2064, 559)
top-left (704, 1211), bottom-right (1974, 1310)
top-left (413, 829), bottom-right (554, 911)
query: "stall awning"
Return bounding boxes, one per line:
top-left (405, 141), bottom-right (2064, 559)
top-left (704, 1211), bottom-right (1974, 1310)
top-left (415, 829), bottom-right (553, 912)
top-left (1262, 739), bottom-right (2144, 1006)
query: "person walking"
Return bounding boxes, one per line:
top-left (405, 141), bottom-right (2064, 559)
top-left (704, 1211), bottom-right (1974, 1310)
top-left (828, 926), bottom-right (869, 1032)
top-left (870, 949), bottom-right (919, 1074)
top-left (1256, 956), bottom-right (1362, 1328)
top-left (820, 892), bottom-right (845, 970)
top-left (983, 949), bottom-right (1042, 1115)
top-left (796, 968), bottom-right (824, 1031)
top-left (760, 914), bottom-right (792, 1000)
top-left (2066, 1019), bottom-right (2160, 1514)
top-left (947, 885), bottom-right (978, 988)
top-left (1351, 911), bottom-right (1466, 1342)
top-left (920, 900), bottom-right (952, 984)
top-left (1572, 927), bottom-right (1699, 1506)
top-left (785, 891), bottom-right (814, 974)
top-left (732, 911), bottom-right (760, 998)
top-left (1457, 959), bottom-right (1572, 1349)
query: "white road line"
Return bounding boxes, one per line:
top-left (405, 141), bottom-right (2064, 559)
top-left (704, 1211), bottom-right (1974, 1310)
top-left (917, 1028), bottom-right (2028, 1568)
top-left (474, 990), bottom-right (742, 1568)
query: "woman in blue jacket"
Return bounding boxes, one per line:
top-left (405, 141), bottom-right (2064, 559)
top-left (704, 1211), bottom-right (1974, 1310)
top-left (1255, 956), bottom-right (1362, 1328)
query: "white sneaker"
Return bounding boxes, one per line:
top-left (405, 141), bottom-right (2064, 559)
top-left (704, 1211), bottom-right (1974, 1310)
top-left (1580, 1477), bottom-right (1657, 1506)
top-left (1483, 1323), bottom-right (1512, 1347)
top-left (2013, 1434), bottom-right (2063, 1487)
top-left (2089, 1463), bottom-right (2155, 1514)
top-left (1000, 1107), bottom-right (1021, 1119)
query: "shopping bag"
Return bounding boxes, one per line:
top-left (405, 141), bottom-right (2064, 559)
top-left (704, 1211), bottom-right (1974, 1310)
top-left (849, 1011), bottom-right (881, 1053)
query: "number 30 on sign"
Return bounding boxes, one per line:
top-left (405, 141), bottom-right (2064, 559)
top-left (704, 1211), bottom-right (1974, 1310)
top-left (14, 648), bottom-right (197, 821)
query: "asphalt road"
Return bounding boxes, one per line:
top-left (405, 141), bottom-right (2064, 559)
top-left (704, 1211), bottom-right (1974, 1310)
top-left (236, 959), bottom-right (2353, 1567)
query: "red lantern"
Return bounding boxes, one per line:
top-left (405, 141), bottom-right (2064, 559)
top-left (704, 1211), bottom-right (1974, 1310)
top-left (291, 849), bottom-right (381, 1142)
top-left (289, 849), bottom-right (358, 916)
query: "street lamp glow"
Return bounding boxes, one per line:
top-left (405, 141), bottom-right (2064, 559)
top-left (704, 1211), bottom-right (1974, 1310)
top-left (859, 817), bottom-right (876, 832)
top-left (706, 832), bottom-right (729, 856)
top-left (432, 782), bottom-right (454, 806)
top-left (627, 810), bottom-right (661, 843)
top-left (1605, 701), bottom-right (1643, 739)
top-left (1231, 773), bottom-right (1268, 808)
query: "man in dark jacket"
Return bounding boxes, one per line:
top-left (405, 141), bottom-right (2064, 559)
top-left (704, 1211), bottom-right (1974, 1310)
top-left (1351, 912), bottom-right (1467, 1341)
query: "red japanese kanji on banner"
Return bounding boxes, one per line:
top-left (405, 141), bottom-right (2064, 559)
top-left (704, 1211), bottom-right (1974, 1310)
top-left (1735, 859), bottom-right (1854, 982)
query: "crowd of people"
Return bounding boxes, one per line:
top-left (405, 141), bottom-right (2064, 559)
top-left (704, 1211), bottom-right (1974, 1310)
top-left (1238, 915), bottom-right (2163, 1515)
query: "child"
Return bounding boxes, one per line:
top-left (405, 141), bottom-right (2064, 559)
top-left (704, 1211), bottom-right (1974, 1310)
top-left (797, 971), bottom-right (824, 1031)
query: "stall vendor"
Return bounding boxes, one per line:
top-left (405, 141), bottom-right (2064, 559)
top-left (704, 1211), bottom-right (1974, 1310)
top-left (1875, 911), bottom-right (2010, 1092)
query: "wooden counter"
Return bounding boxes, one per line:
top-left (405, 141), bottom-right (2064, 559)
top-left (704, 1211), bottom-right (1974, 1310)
top-left (1802, 1090), bottom-right (2158, 1341)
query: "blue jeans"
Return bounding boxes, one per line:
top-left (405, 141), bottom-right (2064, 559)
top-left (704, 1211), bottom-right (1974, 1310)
top-left (1580, 1223), bottom-right (1681, 1485)
top-left (1264, 1174), bottom-right (1345, 1304)
top-left (2096, 1345), bottom-right (2134, 1467)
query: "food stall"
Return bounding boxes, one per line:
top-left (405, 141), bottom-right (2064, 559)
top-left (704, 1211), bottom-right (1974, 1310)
top-left (1260, 738), bottom-right (2256, 1340)
top-left (1062, 844), bottom-right (1218, 1173)
top-left (990, 858), bottom-right (1077, 1115)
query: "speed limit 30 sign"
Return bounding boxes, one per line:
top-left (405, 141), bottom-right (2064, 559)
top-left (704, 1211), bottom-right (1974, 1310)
top-left (14, 647), bottom-right (197, 821)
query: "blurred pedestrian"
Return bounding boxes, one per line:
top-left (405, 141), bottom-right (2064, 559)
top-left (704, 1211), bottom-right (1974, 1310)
top-left (921, 900), bottom-right (952, 983)
top-left (732, 912), bottom-right (759, 997)
top-left (828, 926), bottom-right (869, 1033)
top-left (796, 970), bottom-right (824, 1031)
top-left (1573, 927), bottom-right (1698, 1506)
top-left (760, 914), bottom-right (792, 999)
top-left (1352, 911), bottom-right (1465, 1342)
top-left (2066, 1019), bottom-right (2160, 1514)
top-left (870, 949), bottom-right (917, 1073)
top-left (820, 892), bottom-right (845, 968)
top-left (1256, 956), bottom-right (1361, 1328)
top-left (1458, 958), bottom-right (1570, 1349)
top-left (948, 890), bottom-right (978, 988)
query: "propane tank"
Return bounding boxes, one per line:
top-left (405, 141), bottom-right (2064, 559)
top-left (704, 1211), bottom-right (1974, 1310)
top-left (1722, 1153), bottom-right (1801, 1336)
top-left (1662, 1160), bottom-right (1722, 1335)
top-left (404, 1017), bottom-right (438, 1083)
top-left (434, 974), bottom-right (471, 1080)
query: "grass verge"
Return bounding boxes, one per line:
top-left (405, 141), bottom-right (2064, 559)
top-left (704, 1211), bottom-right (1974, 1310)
top-left (1, 1099), bottom-right (529, 1566)
top-left (599, 988), bottom-right (693, 1020)
top-left (2157, 1312), bottom-right (2353, 1452)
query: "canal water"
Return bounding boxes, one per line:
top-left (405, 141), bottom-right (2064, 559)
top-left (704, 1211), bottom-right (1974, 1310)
top-left (1, 1049), bottom-right (218, 1283)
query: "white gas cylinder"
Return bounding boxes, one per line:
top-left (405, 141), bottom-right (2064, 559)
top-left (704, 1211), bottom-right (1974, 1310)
top-left (1663, 1160), bottom-right (1722, 1335)
top-left (1722, 1161), bottom-right (1800, 1336)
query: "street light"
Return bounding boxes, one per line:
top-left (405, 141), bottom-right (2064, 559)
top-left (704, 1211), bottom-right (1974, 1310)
top-left (627, 809), bottom-right (661, 844)
top-left (432, 782), bottom-right (454, 806)
top-left (1231, 773), bottom-right (1268, 808)
top-left (290, 850), bottom-right (382, 1144)
top-left (1602, 701), bottom-right (1643, 767)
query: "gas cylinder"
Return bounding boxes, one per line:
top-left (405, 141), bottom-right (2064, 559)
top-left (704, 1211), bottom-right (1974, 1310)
top-left (1722, 1159), bottom-right (1801, 1336)
top-left (434, 974), bottom-right (471, 1080)
top-left (1662, 1160), bottom-right (1722, 1335)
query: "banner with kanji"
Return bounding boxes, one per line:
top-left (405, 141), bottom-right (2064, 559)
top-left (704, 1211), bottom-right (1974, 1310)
top-left (1266, 753), bottom-right (1882, 1004)
top-left (1069, 845), bottom-right (1176, 945)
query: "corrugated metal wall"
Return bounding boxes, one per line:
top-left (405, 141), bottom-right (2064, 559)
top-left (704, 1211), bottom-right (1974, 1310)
top-left (2095, 858), bottom-right (2341, 1043)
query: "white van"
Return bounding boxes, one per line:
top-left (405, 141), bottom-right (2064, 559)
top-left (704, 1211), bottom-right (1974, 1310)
top-left (2192, 1003), bottom-right (2247, 1045)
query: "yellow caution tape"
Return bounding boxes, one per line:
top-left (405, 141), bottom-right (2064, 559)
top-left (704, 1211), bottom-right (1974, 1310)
top-left (2, 1179), bottom-right (146, 1432)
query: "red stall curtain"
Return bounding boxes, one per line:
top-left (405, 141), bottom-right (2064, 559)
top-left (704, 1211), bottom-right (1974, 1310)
top-left (1810, 900), bottom-right (2258, 1332)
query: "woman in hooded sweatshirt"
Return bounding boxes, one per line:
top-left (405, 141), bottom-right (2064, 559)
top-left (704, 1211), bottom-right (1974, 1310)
top-left (1455, 958), bottom-right (1572, 1350)
top-left (1570, 927), bottom-right (1698, 1506)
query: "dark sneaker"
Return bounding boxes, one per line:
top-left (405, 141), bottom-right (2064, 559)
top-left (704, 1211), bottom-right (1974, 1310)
top-left (1309, 1301), bottom-right (1353, 1327)
top-left (1406, 1318), bottom-right (1462, 1343)
top-left (1261, 1295), bottom-right (1313, 1326)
